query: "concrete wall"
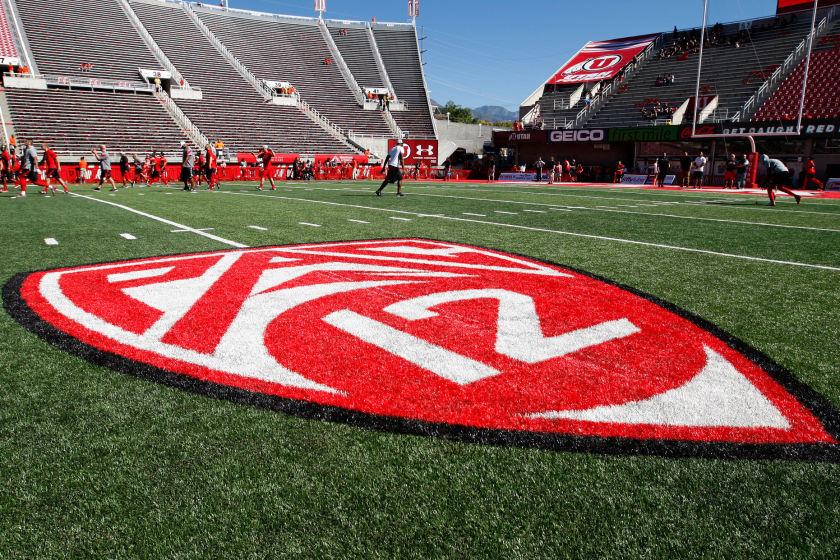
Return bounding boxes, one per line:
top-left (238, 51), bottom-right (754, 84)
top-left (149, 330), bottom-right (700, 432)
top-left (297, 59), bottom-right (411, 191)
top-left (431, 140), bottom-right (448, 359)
top-left (436, 119), bottom-right (509, 158)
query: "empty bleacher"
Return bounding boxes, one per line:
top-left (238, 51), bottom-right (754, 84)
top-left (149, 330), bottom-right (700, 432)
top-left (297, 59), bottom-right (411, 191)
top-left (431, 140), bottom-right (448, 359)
top-left (5, 88), bottom-right (189, 153)
top-left (130, 0), bottom-right (352, 154)
top-left (372, 26), bottom-right (436, 138)
top-left (15, 0), bottom-right (162, 81)
top-left (581, 17), bottom-right (817, 128)
top-left (328, 24), bottom-right (384, 90)
top-left (194, 8), bottom-right (391, 137)
top-left (0, 2), bottom-right (18, 58)
top-left (753, 46), bottom-right (840, 120)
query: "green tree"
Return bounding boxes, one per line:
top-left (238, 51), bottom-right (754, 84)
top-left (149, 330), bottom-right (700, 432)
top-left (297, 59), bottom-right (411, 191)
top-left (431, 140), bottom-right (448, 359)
top-left (443, 101), bottom-right (478, 124)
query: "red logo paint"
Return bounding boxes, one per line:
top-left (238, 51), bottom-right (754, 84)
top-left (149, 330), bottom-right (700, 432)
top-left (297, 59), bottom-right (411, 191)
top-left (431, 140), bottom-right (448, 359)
top-left (8, 240), bottom-right (839, 457)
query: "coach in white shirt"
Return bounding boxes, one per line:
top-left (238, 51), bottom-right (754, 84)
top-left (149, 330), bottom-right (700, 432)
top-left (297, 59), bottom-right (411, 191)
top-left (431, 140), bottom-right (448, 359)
top-left (691, 152), bottom-right (707, 189)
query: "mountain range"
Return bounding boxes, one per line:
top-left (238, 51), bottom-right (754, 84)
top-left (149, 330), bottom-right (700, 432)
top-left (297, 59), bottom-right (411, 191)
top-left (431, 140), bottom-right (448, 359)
top-left (430, 99), bottom-right (517, 123)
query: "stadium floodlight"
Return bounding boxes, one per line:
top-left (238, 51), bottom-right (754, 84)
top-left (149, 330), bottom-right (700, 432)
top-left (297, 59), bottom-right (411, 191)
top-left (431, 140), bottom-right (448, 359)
top-left (314, 0), bottom-right (326, 19)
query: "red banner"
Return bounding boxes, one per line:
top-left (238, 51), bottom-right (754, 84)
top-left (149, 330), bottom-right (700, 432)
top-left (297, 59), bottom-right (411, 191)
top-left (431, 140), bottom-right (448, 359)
top-left (548, 34), bottom-right (661, 85)
top-left (387, 139), bottom-right (438, 165)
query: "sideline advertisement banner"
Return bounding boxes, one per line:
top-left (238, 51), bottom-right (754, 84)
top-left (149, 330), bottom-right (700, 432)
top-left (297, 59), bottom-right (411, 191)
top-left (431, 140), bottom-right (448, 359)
top-left (498, 173), bottom-right (538, 182)
top-left (825, 179), bottom-right (840, 191)
top-left (549, 129), bottom-right (608, 143)
top-left (548, 34), bottom-right (661, 85)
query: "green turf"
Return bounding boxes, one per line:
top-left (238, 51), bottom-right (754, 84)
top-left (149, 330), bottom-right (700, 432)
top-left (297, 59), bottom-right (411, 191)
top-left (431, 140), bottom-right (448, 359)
top-left (1, 180), bottom-right (839, 558)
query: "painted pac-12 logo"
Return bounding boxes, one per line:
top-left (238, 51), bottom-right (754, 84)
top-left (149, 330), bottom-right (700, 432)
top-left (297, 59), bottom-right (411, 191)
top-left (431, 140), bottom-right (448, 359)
top-left (5, 239), bottom-right (839, 461)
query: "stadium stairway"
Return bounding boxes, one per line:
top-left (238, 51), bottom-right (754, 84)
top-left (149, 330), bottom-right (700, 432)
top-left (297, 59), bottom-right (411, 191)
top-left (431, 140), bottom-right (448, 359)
top-left (5, 88), bottom-right (190, 154)
top-left (14, 0), bottom-right (162, 82)
top-left (130, 0), bottom-right (353, 155)
top-left (328, 24), bottom-right (385, 91)
top-left (583, 17), bottom-right (818, 129)
top-left (0, 1), bottom-right (19, 59)
top-left (193, 7), bottom-right (391, 139)
top-left (372, 26), bottom-right (437, 139)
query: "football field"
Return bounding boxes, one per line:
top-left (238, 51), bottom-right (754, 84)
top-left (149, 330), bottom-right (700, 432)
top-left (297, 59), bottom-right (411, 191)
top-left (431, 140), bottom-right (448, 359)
top-left (2, 179), bottom-right (839, 557)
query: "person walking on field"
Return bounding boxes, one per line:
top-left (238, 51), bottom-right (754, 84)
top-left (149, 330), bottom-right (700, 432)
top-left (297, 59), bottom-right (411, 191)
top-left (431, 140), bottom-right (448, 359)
top-left (760, 154), bottom-right (801, 206)
top-left (204, 144), bottom-right (218, 190)
top-left (253, 145), bottom-right (276, 191)
top-left (488, 158), bottom-right (496, 183)
top-left (119, 152), bottom-right (131, 188)
top-left (375, 139), bottom-right (405, 196)
top-left (91, 145), bottom-right (117, 192)
top-left (39, 142), bottom-right (70, 195)
top-left (14, 139), bottom-right (51, 197)
top-left (803, 157), bottom-right (823, 190)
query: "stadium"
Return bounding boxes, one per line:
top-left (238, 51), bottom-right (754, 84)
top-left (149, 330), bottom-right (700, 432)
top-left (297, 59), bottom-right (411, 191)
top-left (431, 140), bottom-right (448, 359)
top-left (1, 0), bottom-right (840, 556)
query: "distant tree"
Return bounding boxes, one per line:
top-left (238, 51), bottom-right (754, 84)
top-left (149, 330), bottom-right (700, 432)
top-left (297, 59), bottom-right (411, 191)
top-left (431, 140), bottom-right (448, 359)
top-left (444, 101), bottom-right (478, 124)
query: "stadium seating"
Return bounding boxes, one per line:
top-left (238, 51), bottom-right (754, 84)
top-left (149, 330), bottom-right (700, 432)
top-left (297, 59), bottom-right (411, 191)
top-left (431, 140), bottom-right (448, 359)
top-left (753, 47), bottom-right (840, 120)
top-left (372, 27), bottom-right (436, 138)
top-left (0, 2), bottom-right (19, 58)
top-left (130, 0), bottom-right (353, 154)
top-left (5, 88), bottom-right (189, 153)
top-left (14, 0), bottom-right (162, 81)
top-left (328, 25), bottom-right (385, 90)
top-left (194, 7), bottom-right (391, 137)
top-left (580, 17), bottom-right (818, 128)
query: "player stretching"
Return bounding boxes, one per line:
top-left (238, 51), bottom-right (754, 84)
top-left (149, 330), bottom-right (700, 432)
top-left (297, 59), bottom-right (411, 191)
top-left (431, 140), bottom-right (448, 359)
top-left (375, 139), bottom-right (405, 196)
top-left (760, 154), bottom-right (801, 206)
top-left (91, 145), bottom-right (117, 192)
top-left (39, 143), bottom-right (69, 195)
top-left (204, 144), bottom-right (218, 190)
top-left (253, 145), bottom-right (276, 191)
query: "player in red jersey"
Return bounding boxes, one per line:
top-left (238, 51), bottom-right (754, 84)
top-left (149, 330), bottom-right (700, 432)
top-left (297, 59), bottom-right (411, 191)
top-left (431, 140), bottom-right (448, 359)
top-left (147, 151), bottom-right (169, 186)
top-left (38, 142), bottom-right (70, 195)
top-left (204, 144), bottom-right (218, 190)
top-left (252, 145), bottom-right (276, 191)
top-left (195, 150), bottom-right (206, 188)
top-left (141, 155), bottom-right (152, 184)
top-left (0, 144), bottom-right (11, 192)
top-left (158, 152), bottom-right (169, 186)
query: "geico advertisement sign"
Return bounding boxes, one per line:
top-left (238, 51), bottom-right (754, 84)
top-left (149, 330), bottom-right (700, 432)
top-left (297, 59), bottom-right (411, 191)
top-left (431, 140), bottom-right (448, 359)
top-left (549, 129), bottom-right (607, 143)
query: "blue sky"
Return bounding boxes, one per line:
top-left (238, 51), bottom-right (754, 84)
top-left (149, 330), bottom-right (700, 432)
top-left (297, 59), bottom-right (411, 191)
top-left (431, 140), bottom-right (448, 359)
top-left (231, 0), bottom-right (783, 110)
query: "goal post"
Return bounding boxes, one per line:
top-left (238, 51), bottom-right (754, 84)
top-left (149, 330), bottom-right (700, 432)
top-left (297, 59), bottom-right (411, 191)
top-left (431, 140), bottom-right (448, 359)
top-left (690, 0), bottom-right (821, 188)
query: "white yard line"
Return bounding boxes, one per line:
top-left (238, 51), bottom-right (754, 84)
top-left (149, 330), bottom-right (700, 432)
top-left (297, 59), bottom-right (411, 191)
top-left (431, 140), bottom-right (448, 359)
top-left (119, 233), bottom-right (137, 240)
top-left (348, 219), bottom-right (370, 223)
top-left (44, 238), bottom-right (58, 245)
top-left (523, 209), bottom-right (546, 213)
top-left (171, 228), bottom-right (214, 233)
top-left (248, 225), bottom-right (268, 231)
top-left (346, 189), bottom-right (840, 233)
top-left (217, 191), bottom-right (840, 272)
top-left (70, 193), bottom-right (248, 248)
top-left (462, 213), bottom-right (486, 217)
top-left (299, 222), bottom-right (321, 227)
top-left (390, 217), bottom-right (412, 221)
top-left (494, 211), bottom-right (518, 215)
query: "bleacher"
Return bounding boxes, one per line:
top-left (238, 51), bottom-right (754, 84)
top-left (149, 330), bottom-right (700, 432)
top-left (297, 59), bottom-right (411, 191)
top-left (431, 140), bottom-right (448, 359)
top-left (15, 0), bottom-right (161, 81)
top-left (5, 88), bottom-right (189, 153)
top-left (372, 27), bottom-right (436, 138)
top-left (328, 25), bottom-right (385, 90)
top-left (753, 44), bottom-right (840, 120)
top-left (130, 0), bottom-right (352, 154)
top-left (580, 17), bottom-right (817, 128)
top-left (0, 1), bottom-right (18, 58)
top-left (194, 8), bottom-right (391, 137)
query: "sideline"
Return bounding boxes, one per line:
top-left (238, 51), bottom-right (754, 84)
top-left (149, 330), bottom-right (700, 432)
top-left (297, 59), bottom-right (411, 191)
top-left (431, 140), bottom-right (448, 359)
top-left (215, 190), bottom-right (840, 272)
top-left (71, 193), bottom-right (249, 248)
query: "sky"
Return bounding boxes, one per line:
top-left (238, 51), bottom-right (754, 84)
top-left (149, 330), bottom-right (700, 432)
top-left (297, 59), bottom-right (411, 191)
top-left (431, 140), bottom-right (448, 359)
top-left (230, 0), bottom-right (785, 110)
